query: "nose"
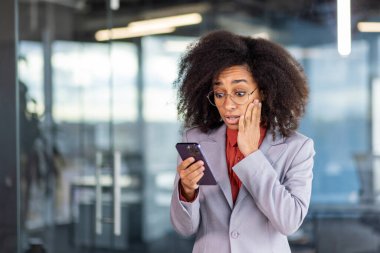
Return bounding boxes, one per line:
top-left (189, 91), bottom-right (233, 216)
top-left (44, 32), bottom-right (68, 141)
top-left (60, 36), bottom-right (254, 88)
top-left (223, 94), bottom-right (236, 110)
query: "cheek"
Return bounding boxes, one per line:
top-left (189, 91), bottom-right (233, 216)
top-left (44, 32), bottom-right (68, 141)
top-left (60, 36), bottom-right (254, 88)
top-left (215, 106), bottom-right (224, 116)
top-left (250, 94), bottom-right (261, 102)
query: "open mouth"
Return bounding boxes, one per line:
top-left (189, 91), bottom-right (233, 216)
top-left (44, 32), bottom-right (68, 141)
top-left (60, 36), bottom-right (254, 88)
top-left (224, 116), bottom-right (240, 125)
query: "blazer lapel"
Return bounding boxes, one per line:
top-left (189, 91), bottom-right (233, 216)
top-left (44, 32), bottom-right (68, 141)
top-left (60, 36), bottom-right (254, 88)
top-left (265, 130), bottom-right (288, 165)
top-left (234, 130), bottom-right (287, 206)
top-left (200, 125), bottom-right (233, 209)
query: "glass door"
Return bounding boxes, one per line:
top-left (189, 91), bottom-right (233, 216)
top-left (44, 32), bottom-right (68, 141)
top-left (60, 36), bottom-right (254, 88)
top-left (17, 1), bottom-right (141, 252)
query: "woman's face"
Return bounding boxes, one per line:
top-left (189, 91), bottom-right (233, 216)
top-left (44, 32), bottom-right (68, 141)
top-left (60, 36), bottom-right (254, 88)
top-left (212, 65), bottom-right (261, 130)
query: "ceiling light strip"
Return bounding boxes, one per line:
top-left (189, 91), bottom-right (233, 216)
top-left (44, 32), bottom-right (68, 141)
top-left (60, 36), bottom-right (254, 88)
top-left (337, 0), bottom-right (351, 56)
top-left (357, 22), bottom-right (380, 32)
top-left (95, 27), bottom-right (175, 41)
top-left (95, 13), bottom-right (202, 41)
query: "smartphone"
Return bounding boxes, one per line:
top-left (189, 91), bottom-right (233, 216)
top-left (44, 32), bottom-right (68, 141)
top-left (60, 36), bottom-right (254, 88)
top-left (175, 142), bottom-right (217, 185)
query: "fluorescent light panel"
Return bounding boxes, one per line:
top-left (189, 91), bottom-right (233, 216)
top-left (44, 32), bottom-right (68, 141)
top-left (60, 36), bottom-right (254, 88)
top-left (110, 0), bottom-right (119, 10)
top-left (95, 13), bottom-right (202, 41)
top-left (129, 13), bottom-right (202, 29)
top-left (337, 0), bottom-right (351, 56)
top-left (96, 27), bottom-right (175, 41)
top-left (357, 22), bottom-right (380, 32)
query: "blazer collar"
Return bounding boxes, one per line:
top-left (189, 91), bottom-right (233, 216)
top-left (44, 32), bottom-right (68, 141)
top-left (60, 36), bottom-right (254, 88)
top-left (206, 124), bottom-right (227, 142)
top-left (199, 124), bottom-right (233, 208)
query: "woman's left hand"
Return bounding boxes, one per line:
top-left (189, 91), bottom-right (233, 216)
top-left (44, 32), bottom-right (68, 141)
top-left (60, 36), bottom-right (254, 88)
top-left (237, 99), bottom-right (261, 156)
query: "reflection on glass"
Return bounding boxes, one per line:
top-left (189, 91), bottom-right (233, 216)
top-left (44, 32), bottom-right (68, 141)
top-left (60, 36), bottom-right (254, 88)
top-left (19, 42), bottom-right (44, 116)
top-left (19, 41), bottom-right (52, 231)
top-left (141, 36), bottom-right (195, 241)
top-left (18, 38), bottom-right (141, 251)
top-left (52, 41), bottom-right (137, 123)
top-left (299, 41), bottom-right (368, 204)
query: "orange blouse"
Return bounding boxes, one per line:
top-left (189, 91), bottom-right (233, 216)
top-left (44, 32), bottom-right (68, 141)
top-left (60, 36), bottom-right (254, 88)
top-left (226, 127), bottom-right (267, 204)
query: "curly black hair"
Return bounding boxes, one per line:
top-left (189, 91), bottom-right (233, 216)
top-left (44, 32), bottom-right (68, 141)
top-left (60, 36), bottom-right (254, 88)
top-left (174, 30), bottom-right (309, 139)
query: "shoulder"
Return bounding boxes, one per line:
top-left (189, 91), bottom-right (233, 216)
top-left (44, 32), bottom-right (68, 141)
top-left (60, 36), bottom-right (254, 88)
top-left (283, 131), bottom-right (315, 156)
top-left (182, 127), bottom-right (207, 142)
top-left (284, 131), bottom-right (312, 145)
top-left (184, 126), bottom-right (203, 137)
top-left (183, 125), bottom-right (225, 142)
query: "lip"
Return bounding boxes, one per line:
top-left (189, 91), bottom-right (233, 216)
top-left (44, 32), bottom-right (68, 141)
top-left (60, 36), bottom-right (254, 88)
top-left (224, 115), bottom-right (241, 125)
top-left (225, 115), bottom-right (241, 118)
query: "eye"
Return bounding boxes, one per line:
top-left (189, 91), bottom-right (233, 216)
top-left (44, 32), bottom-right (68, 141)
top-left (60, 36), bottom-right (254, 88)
top-left (235, 91), bottom-right (247, 97)
top-left (214, 92), bottom-right (225, 99)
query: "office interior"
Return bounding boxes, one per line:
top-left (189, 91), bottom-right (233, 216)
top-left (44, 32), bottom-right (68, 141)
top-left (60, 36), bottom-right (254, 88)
top-left (1, 0), bottom-right (380, 252)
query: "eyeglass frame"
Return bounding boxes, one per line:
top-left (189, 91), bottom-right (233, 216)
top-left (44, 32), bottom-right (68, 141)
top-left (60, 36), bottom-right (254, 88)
top-left (206, 87), bottom-right (258, 106)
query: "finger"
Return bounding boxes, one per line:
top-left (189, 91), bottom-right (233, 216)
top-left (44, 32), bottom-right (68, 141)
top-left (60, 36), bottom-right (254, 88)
top-left (181, 168), bottom-right (202, 189)
top-left (251, 100), bottom-right (261, 127)
top-left (187, 166), bottom-right (205, 181)
top-left (177, 158), bottom-right (194, 174)
top-left (184, 171), bottom-right (204, 189)
top-left (188, 172), bottom-right (205, 189)
top-left (178, 157), bottom-right (195, 171)
top-left (183, 161), bottom-right (204, 178)
top-left (245, 102), bottom-right (254, 125)
top-left (256, 101), bottom-right (262, 126)
top-left (251, 100), bottom-right (260, 124)
top-left (182, 160), bottom-right (204, 177)
top-left (239, 113), bottom-right (245, 132)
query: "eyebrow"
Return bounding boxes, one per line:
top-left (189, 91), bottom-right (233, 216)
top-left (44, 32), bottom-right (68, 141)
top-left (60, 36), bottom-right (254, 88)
top-left (213, 79), bottom-right (248, 85)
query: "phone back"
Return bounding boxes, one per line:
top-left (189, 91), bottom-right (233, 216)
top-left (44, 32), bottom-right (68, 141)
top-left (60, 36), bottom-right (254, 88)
top-left (176, 143), bottom-right (217, 185)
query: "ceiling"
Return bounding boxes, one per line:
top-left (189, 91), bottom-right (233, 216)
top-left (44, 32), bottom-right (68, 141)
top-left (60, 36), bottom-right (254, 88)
top-left (18, 0), bottom-right (380, 45)
top-left (82, 0), bottom-right (380, 24)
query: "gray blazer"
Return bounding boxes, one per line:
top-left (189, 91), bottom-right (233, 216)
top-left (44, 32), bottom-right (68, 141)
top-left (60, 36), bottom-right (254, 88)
top-left (170, 124), bottom-right (315, 253)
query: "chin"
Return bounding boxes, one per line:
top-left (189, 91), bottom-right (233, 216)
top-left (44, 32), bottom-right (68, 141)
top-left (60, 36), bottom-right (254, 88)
top-left (226, 124), bottom-right (239, 130)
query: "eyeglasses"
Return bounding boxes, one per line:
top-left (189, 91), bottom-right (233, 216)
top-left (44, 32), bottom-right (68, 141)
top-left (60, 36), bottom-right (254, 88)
top-left (207, 87), bottom-right (258, 106)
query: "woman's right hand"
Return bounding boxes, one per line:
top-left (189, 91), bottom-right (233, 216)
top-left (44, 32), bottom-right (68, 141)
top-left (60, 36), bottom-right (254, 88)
top-left (177, 157), bottom-right (205, 201)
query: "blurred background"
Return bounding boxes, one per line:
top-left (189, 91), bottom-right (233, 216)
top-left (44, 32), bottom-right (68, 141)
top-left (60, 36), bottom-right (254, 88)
top-left (1, 0), bottom-right (380, 252)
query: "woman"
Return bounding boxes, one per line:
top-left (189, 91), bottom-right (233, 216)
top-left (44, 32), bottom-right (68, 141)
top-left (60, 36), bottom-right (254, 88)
top-left (170, 30), bottom-right (315, 253)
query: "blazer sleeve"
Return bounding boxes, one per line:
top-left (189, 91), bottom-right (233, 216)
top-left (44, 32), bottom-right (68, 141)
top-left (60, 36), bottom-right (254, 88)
top-left (170, 132), bottom-right (201, 237)
top-left (233, 138), bottom-right (315, 236)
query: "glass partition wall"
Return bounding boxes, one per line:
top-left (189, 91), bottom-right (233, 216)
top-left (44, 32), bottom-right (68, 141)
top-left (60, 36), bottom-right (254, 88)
top-left (16, 1), bottom-right (194, 252)
top-left (18, 1), bottom-right (135, 252)
top-left (17, 1), bottom-right (146, 252)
